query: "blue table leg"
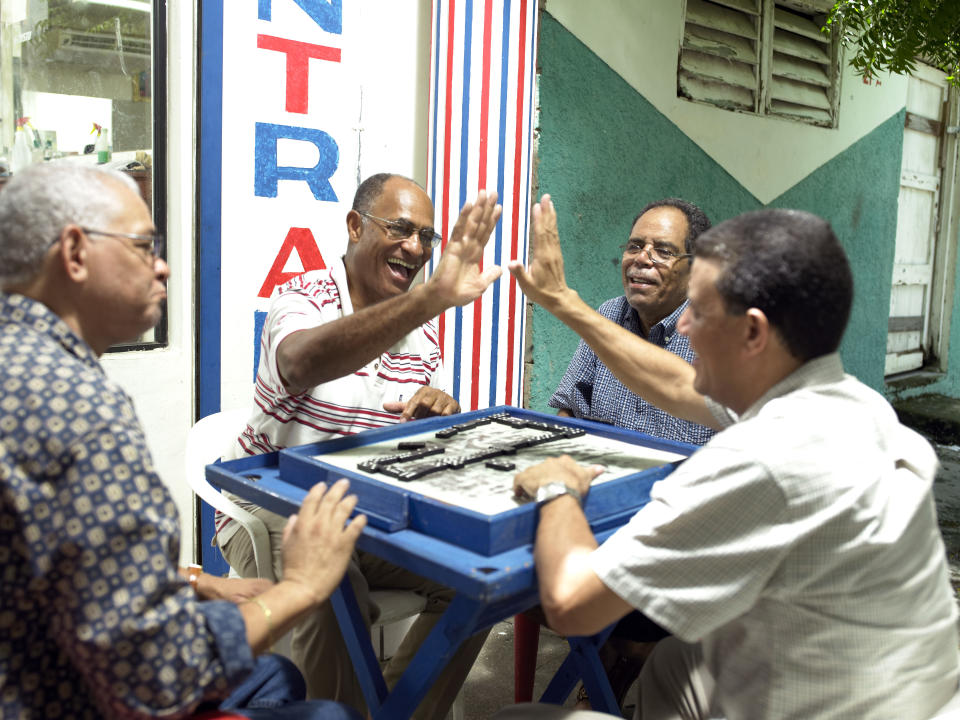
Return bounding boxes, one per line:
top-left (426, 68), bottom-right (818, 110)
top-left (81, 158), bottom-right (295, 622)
top-left (539, 624), bottom-right (618, 714)
top-left (329, 576), bottom-right (389, 714)
top-left (375, 593), bottom-right (487, 720)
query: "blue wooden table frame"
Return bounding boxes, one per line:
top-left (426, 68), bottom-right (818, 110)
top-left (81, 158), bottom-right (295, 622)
top-left (209, 408), bottom-right (694, 718)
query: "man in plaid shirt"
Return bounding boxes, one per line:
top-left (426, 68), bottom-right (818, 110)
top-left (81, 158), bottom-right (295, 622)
top-left (550, 198), bottom-right (715, 447)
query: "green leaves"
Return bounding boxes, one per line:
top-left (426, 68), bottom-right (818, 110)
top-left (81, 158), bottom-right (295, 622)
top-left (825, 0), bottom-right (960, 87)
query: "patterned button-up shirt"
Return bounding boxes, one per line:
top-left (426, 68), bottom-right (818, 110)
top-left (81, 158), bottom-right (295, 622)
top-left (0, 293), bottom-right (253, 719)
top-left (549, 296), bottom-right (714, 446)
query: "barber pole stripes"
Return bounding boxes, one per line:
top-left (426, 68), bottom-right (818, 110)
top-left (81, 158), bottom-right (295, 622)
top-left (427, 0), bottom-right (538, 411)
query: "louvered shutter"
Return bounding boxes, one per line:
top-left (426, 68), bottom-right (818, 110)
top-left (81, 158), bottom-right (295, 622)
top-left (679, 0), bottom-right (761, 112)
top-left (768, 6), bottom-right (836, 126)
top-left (678, 0), bottom-right (839, 127)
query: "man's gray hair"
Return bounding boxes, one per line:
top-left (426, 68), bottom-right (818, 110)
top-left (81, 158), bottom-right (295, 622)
top-left (0, 162), bottom-right (139, 287)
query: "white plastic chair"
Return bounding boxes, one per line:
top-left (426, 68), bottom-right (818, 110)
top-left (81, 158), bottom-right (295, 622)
top-left (184, 409), bottom-right (464, 719)
top-left (185, 408), bottom-right (275, 579)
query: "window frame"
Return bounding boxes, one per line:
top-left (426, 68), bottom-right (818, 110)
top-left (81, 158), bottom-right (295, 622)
top-left (678, 0), bottom-right (842, 128)
top-left (107, 0), bottom-right (168, 353)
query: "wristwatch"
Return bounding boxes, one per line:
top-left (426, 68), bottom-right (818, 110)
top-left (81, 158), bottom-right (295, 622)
top-left (187, 563), bottom-right (203, 594)
top-left (535, 482), bottom-right (582, 506)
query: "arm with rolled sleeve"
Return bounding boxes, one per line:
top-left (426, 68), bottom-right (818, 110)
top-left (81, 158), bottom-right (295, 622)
top-left (590, 442), bottom-right (788, 641)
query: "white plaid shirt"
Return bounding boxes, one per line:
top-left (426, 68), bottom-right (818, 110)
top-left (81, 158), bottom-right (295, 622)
top-left (593, 353), bottom-right (960, 719)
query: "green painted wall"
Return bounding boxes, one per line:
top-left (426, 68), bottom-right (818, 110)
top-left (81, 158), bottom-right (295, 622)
top-left (531, 12), bottom-right (905, 410)
top-left (766, 112), bottom-right (904, 391)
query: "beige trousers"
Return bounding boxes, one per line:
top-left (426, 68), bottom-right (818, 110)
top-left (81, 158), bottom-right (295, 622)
top-left (220, 505), bottom-right (489, 720)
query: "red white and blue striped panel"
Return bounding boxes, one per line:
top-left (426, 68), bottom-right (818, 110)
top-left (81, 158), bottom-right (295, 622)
top-left (426, 0), bottom-right (538, 411)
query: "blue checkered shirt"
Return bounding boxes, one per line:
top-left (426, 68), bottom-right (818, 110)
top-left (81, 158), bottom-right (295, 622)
top-left (0, 293), bottom-right (253, 719)
top-left (549, 296), bottom-right (715, 446)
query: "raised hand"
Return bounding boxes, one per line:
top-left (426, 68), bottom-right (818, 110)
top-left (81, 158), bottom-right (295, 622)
top-left (382, 386), bottom-right (460, 421)
top-left (507, 194), bottom-right (574, 312)
top-left (427, 190), bottom-right (504, 307)
top-left (280, 479), bottom-right (367, 605)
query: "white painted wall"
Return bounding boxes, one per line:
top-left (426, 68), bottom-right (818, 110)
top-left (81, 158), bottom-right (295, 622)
top-left (545, 0), bottom-right (909, 204)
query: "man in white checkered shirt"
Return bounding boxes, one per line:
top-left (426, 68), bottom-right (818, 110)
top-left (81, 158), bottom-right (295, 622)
top-left (504, 198), bottom-right (960, 720)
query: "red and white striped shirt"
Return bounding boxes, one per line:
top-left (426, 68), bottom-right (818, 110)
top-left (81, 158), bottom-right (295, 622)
top-left (217, 257), bottom-right (446, 542)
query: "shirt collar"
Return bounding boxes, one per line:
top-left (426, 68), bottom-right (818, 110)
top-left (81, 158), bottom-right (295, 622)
top-left (739, 352), bottom-right (845, 421)
top-left (0, 292), bottom-right (102, 370)
top-left (635, 298), bottom-right (688, 343)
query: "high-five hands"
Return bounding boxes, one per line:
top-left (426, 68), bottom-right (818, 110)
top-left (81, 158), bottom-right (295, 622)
top-left (427, 190), bottom-right (504, 308)
top-left (507, 194), bottom-right (574, 312)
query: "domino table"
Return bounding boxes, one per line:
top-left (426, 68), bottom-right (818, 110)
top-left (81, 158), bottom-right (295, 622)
top-left (208, 406), bottom-right (694, 718)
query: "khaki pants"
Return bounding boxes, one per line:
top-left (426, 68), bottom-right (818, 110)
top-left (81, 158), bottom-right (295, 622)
top-left (635, 637), bottom-right (718, 720)
top-left (220, 505), bottom-right (489, 720)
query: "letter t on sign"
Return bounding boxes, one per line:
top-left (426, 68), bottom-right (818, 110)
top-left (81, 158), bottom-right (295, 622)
top-left (257, 35), bottom-right (341, 114)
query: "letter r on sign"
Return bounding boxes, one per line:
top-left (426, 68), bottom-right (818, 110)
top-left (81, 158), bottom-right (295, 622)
top-left (254, 122), bottom-right (339, 201)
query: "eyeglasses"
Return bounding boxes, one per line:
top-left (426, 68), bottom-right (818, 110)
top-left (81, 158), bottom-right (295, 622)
top-left (358, 211), bottom-right (442, 250)
top-left (81, 227), bottom-right (165, 267)
top-left (619, 240), bottom-right (691, 266)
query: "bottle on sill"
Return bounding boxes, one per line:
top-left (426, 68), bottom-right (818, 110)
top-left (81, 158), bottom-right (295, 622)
top-left (95, 128), bottom-right (112, 164)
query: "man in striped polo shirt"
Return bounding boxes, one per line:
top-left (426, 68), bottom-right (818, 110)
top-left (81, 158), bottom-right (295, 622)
top-left (218, 173), bottom-right (503, 719)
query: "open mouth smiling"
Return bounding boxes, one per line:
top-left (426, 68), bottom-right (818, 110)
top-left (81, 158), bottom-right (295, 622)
top-left (387, 257), bottom-right (419, 280)
top-left (626, 272), bottom-right (658, 287)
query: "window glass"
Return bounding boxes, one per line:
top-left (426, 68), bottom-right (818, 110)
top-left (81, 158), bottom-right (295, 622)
top-left (0, 0), bottom-right (164, 348)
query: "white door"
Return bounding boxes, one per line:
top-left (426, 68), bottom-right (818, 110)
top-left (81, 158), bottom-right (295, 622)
top-left (886, 64), bottom-right (949, 375)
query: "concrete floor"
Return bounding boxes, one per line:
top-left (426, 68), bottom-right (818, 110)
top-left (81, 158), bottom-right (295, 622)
top-left (459, 618), bottom-right (577, 719)
top-left (453, 438), bottom-right (960, 720)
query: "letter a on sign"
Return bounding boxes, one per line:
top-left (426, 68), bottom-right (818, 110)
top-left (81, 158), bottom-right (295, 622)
top-left (258, 227), bottom-right (327, 298)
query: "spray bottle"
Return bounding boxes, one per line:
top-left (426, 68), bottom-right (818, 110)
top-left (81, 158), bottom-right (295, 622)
top-left (92, 123), bottom-right (112, 164)
top-left (11, 118), bottom-right (32, 173)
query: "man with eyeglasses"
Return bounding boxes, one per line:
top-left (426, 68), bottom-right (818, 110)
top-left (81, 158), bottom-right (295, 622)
top-left (549, 198), bottom-right (714, 447)
top-left (0, 162), bottom-right (369, 719)
top-left (217, 172), bottom-right (503, 719)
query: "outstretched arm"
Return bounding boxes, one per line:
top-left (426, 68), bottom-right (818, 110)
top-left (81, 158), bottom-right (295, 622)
top-left (278, 191), bottom-right (503, 395)
top-left (507, 195), bottom-right (720, 430)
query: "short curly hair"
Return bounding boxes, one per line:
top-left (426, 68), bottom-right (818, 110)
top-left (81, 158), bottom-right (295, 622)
top-left (351, 173), bottom-right (427, 215)
top-left (0, 163), bottom-right (138, 286)
top-left (632, 198), bottom-right (711, 254)
top-left (695, 208), bottom-right (853, 362)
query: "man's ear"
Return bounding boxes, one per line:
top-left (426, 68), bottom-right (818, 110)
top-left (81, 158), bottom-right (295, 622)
top-left (56, 225), bottom-right (90, 282)
top-left (742, 307), bottom-right (770, 357)
top-left (345, 209), bottom-right (363, 244)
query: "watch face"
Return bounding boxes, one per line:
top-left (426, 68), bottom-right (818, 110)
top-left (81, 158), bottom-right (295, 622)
top-left (536, 482), bottom-right (579, 505)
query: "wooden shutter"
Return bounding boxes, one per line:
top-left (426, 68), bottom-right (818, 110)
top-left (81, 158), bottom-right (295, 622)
top-left (679, 0), bottom-right (762, 112)
top-left (768, 5), bottom-right (837, 126)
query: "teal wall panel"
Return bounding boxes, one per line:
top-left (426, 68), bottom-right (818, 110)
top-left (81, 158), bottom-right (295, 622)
top-left (532, 13), bottom-right (759, 411)
top-left (532, 12), bottom-right (907, 410)
top-left (767, 111), bottom-right (904, 390)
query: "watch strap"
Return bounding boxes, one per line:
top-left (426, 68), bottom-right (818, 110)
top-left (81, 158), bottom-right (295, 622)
top-left (536, 481), bottom-right (582, 506)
